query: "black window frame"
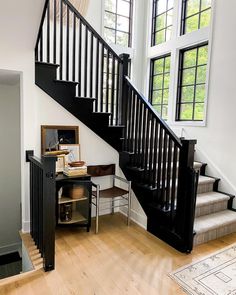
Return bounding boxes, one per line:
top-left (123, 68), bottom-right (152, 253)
top-left (104, 0), bottom-right (133, 48)
top-left (151, 0), bottom-right (174, 47)
top-left (149, 54), bottom-right (171, 120)
top-left (176, 42), bottom-right (208, 122)
top-left (181, 0), bottom-right (211, 35)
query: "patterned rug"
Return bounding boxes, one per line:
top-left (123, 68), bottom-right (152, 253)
top-left (170, 244), bottom-right (236, 295)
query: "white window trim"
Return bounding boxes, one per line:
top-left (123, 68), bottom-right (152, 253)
top-left (145, 0), bottom-right (216, 127)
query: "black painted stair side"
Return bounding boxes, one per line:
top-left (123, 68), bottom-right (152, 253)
top-left (35, 62), bottom-right (124, 151)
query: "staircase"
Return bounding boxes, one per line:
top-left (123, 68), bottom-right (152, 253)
top-left (34, 0), bottom-right (236, 253)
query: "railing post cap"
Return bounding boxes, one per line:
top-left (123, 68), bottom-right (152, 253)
top-left (119, 53), bottom-right (130, 60)
top-left (181, 139), bottom-right (197, 145)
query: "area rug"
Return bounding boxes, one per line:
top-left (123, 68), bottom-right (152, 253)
top-left (170, 244), bottom-right (236, 295)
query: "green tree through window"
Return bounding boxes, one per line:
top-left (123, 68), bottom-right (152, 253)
top-left (150, 55), bottom-right (171, 120)
top-left (176, 44), bottom-right (208, 121)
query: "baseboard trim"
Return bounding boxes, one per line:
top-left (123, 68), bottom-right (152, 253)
top-left (0, 242), bottom-right (22, 256)
top-left (119, 207), bottom-right (147, 229)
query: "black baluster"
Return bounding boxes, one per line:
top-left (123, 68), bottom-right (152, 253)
top-left (47, 0), bottom-right (50, 63)
top-left (84, 28), bottom-right (88, 97)
top-left (90, 32), bottom-right (94, 97)
top-left (72, 13), bottom-right (76, 81)
top-left (60, 0), bottom-right (63, 80)
top-left (53, 0), bottom-right (57, 64)
top-left (66, 6), bottom-right (70, 81)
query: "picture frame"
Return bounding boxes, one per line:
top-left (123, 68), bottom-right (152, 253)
top-left (59, 144), bottom-right (80, 165)
top-left (41, 125), bottom-right (79, 155)
top-left (56, 155), bottom-right (65, 173)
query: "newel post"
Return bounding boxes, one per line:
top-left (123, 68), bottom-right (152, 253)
top-left (118, 53), bottom-right (130, 125)
top-left (176, 139), bottom-right (198, 252)
top-left (42, 155), bottom-right (56, 271)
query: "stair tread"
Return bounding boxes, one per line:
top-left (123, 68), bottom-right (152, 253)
top-left (194, 210), bottom-right (236, 234)
top-left (198, 175), bottom-right (216, 184)
top-left (54, 79), bottom-right (78, 85)
top-left (196, 191), bottom-right (230, 207)
top-left (35, 61), bottom-right (59, 67)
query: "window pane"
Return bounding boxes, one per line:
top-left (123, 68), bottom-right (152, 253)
top-left (195, 85), bottom-right (205, 102)
top-left (153, 75), bottom-right (163, 89)
top-left (163, 89), bottom-right (169, 103)
top-left (196, 65), bottom-right (207, 84)
top-left (157, 0), bottom-right (167, 15)
top-left (150, 55), bottom-right (170, 120)
top-left (182, 68), bottom-right (196, 85)
top-left (116, 31), bottom-right (129, 46)
top-left (156, 30), bottom-right (165, 44)
top-left (162, 105), bottom-right (168, 120)
top-left (154, 59), bottom-right (164, 74)
top-left (186, 0), bottom-right (200, 17)
top-left (153, 104), bottom-right (162, 114)
top-left (198, 46), bottom-right (208, 65)
top-left (105, 0), bottom-right (116, 13)
top-left (104, 12), bottom-right (116, 29)
top-left (117, 15), bottom-right (129, 32)
top-left (168, 0), bottom-right (174, 9)
top-left (165, 56), bottom-right (171, 72)
top-left (177, 45), bottom-right (208, 121)
top-left (201, 0), bottom-right (211, 10)
top-left (104, 28), bottom-right (115, 43)
top-left (182, 0), bottom-right (211, 35)
top-left (194, 103), bottom-right (204, 120)
top-left (152, 90), bottom-right (163, 104)
top-left (183, 49), bottom-right (197, 68)
top-left (200, 10), bottom-right (211, 28)
top-left (164, 73), bottom-right (170, 88)
top-left (156, 13), bottom-right (166, 31)
top-left (181, 86), bottom-right (195, 102)
top-left (117, 0), bottom-right (130, 17)
top-left (167, 10), bottom-right (173, 27)
top-left (152, 1), bottom-right (173, 45)
top-left (104, 0), bottom-right (132, 47)
top-left (185, 15), bottom-right (199, 33)
top-left (180, 104), bottom-right (193, 120)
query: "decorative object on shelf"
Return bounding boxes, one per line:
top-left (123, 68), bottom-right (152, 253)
top-left (63, 185), bottom-right (85, 199)
top-left (63, 165), bottom-right (87, 177)
top-left (60, 203), bottom-right (73, 222)
top-left (44, 150), bottom-right (69, 156)
top-left (68, 161), bottom-right (85, 167)
top-left (59, 144), bottom-right (81, 165)
top-left (41, 125), bottom-right (79, 155)
top-left (56, 155), bottom-right (66, 173)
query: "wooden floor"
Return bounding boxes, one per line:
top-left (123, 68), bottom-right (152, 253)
top-left (1, 213), bottom-right (236, 295)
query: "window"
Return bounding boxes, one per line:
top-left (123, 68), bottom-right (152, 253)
top-left (181, 0), bottom-right (211, 35)
top-left (151, 0), bottom-right (174, 46)
top-left (176, 44), bottom-right (208, 121)
top-left (150, 55), bottom-right (171, 120)
top-left (104, 0), bottom-right (133, 47)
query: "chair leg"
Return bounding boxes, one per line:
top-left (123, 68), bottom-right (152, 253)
top-left (111, 198), bottom-right (115, 215)
top-left (127, 182), bottom-right (131, 226)
top-left (95, 186), bottom-right (100, 234)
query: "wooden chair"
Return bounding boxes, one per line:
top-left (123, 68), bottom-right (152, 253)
top-left (87, 164), bottom-right (131, 234)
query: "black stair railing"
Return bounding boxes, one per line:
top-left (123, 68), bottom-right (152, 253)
top-left (35, 0), bottom-right (123, 126)
top-left (123, 76), bottom-right (199, 252)
top-left (26, 151), bottom-right (56, 271)
top-left (35, 0), bottom-right (199, 252)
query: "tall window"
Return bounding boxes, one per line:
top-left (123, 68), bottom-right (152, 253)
top-left (176, 44), bottom-right (208, 121)
top-left (150, 55), bottom-right (171, 120)
top-left (151, 0), bottom-right (174, 46)
top-left (181, 0), bottom-right (211, 34)
top-left (104, 0), bottom-right (133, 47)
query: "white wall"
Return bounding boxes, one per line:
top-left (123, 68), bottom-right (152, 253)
top-left (0, 83), bottom-right (21, 255)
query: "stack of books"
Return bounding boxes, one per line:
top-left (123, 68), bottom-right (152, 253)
top-left (63, 165), bottom-right (87, 177)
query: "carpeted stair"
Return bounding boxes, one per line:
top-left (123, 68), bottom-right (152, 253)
top-left (193, 162), bottom-right (236, 246)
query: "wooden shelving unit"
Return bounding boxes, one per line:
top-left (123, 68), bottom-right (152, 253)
top-left (58, 211), bottom-right (87, 225)
top-left (59, 196), bottom-right (87, 204)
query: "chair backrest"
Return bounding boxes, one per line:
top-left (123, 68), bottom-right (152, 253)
top-left (87, 164), bottom-right (115, 177)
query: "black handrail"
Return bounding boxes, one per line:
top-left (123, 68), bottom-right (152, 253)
top-left (125, 76), bottom-right (182, 147)
top-left (26, 150), bottom-right (56, 271)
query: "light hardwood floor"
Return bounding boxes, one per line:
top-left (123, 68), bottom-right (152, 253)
top-left (1, 213), bottom-right (236, 295)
